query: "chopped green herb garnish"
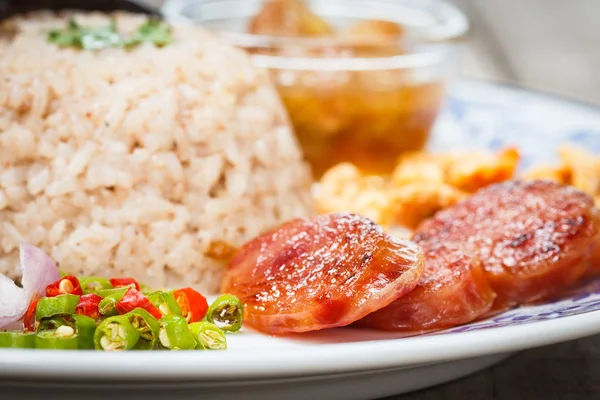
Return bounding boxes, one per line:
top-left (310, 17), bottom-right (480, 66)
top-left (125, 19), bottom-right (173, 48)
top-left (48, 18), bottom-right (120, 50)
top-left (48, 18), bottom-right (173, 50)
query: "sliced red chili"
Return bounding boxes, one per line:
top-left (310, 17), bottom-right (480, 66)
top-left (109, 278), bottom-right (140, 291)
top-left (76, 294), bottom-right (103, 320)
top-left (46, 275), bottom-right (83, 297)
top-left (23, 298), bottom-right (39, 332)
top-left (172, 287), bottom-right (209, 323)
top-left (115, 288), bottom-right (161, 320)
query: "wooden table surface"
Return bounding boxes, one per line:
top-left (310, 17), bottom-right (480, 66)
top-left (387, 1), bottom-right (600, 399)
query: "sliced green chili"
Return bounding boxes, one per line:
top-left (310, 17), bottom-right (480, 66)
top-left (98, 290), bottom-right (127, 316)
top-left (148, 291), bottom-right (182, 317)
top-left (35, 294), bottom-right (80, 320)
top-left (205, 294), bottom-right (244, 333)
top-left (0, 331), bottom-right (36, 349)
top-left (71, 314), bottom-right (96, 350)
top-left (189, 321), bottom-right (227, 350)
top-left (141, 288), bottom-right (155, 296)
top-left (158, 315), bottom-right (196, 350)
top-left (36, 316), bottom-right (70, 332)
top-left (96, 287), bottom-right (128, 298)
top-left (34, 315), bottom-right (96, 350)
top-left (94, 315), bottom-right (139, 351)
top-left (0, 274), bottom-right (233, 352)
top-left (125, 308), bottom-right (160, 350)
top-left (80, 277), bottom-right (113, 294)
top-left (35, 329), bottom-right (79, 350)
top-left (140, 283), bottom-right (155, 296)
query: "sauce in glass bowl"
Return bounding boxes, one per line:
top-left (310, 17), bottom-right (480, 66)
top-left (276, 70), bottom-right (445, 176)
top-left (163, 0), bottom-right (468, 176)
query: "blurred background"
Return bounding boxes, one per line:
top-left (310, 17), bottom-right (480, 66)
top-left (147, 0), bottom-right (600, 105)
top-left (452, 0), bottom-right (600, 105)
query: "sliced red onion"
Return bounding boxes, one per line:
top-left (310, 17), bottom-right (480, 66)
top-left (19, 244), bottom-right (61, 298)
top-left (0, 245), bottom-right (61, 329)
top-left (0, 274), bottom-right (29, 329)
top-left (1, 319), bottom-right (24, 331)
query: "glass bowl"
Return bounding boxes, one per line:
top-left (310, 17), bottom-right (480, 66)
top-left (162, 0), bottom-right (469, 176)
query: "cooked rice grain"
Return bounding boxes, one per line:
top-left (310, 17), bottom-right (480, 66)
top-left (0, 12), bottom-right (314, 293)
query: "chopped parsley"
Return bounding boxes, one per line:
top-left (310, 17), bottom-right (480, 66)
top-left (48, 18), bottom-right (173, 50)
top-left (124, 19), bottom-right (173, 47)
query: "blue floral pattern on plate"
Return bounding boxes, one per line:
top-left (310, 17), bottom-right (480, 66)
top-left (429, 80), bottom-right (600, 333)
top-left (440, 280), bottom-right (600, 334)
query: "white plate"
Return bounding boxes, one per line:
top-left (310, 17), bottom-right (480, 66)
top-left (3, 80), bottom-right (600, 400)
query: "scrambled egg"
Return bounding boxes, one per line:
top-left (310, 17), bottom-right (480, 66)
top-left (524, 146), bottom-right (600, 206)
top-left (317, 163), bottom-right (395, 226)
top-left (317, 144), bottom-right (600, 231)
top-left (316, 147), bottom-right (521, 229)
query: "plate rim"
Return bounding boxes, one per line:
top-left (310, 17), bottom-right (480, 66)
top-left (0, 307), bottom-right (598, 381)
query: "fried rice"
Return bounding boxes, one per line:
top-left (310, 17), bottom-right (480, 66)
top-left (0, 12), bottom-right (314, 293)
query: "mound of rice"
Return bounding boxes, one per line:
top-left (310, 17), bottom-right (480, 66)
top-left (0, 12), bottom-right (314, 293)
